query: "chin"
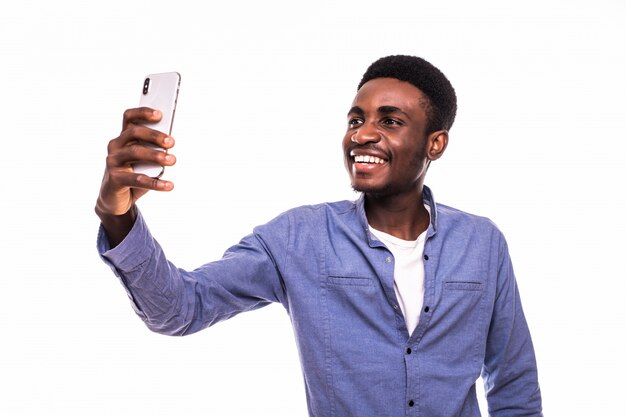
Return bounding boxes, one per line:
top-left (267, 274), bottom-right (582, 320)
top-left (351, 182), bottom-right (393, 196)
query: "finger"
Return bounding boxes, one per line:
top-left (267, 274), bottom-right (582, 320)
top-left (107, 142), bottom-right (177, 170)
top-left (109, 170), bottom-right (175, 192)
top-left (122, 107), bottom-right (162, 130)
top-left (135, 175), bottom-right (175, 192)
top-left (109, 124), bottom-right (175, 152)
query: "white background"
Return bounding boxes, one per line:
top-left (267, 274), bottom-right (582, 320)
top-left (1, 0), bottom-right (624, 415)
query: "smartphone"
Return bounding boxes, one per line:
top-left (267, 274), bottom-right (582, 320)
top-left (132, 72), bottom-right (181, 178)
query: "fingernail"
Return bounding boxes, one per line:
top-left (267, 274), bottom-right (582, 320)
top-left (164, 137), bottom-right (173, 146)
top-left (153, 110), bottom-right (162, 117)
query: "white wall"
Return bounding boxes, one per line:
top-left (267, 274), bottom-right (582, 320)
top-left (1, 0), bottom-right (624, 415)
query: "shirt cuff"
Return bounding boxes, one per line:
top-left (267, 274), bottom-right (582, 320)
top-left (97, 209), bottom-right (154, 274)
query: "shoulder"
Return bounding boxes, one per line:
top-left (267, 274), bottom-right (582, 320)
top-left (435, 202), bottom-right (506, 242)
top-left (273, 199), bottom-right (357, 220)
top-left (254, 199), bottom-right (358, 232)
top-left (287, 200), bottom-right (357, 217)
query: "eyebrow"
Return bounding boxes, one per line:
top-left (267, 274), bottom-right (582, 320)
top-left (347, 105), bottom-right (412, 120)
top-left (378, 105), bottom-right (412, 119)
top-left (348, 106), bottom-right (364, 117)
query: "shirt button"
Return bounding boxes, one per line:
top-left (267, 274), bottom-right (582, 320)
top-left (393, 304), bottom-right (399, 310)
top-left (408, 400), bottom-right (415, 407)
top-left (424, 306), bottom-right (430, 313)
top-left (385, 257), bottom-right (393, 263)
top-left (406, 347), bottom-right (412, 354)
top-left (423, 254), bottom-right (429, 260)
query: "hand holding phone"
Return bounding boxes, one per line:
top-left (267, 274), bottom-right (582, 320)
top-left (95, 72), bottom-right (180, 246)
top-left (96, 106), bottom-right (177, 247)
top-left (132, 72), bottom-right (181, 178)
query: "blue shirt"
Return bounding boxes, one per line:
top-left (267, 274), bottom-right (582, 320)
top-left (98, 187), bottom-right (542, 416)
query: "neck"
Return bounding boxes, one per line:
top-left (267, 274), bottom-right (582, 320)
top-left (364, 186), bottom-right (430, 241)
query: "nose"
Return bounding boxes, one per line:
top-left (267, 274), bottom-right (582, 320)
top-left (351, 121), bottom-right (381, 145)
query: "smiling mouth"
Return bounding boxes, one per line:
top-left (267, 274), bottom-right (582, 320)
top-left (352, 155), bottom-right (387, 164)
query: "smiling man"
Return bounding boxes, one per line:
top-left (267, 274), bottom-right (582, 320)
top-left (96, 55), bottom-right (542, 416)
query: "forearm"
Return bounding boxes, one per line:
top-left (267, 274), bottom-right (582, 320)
top-left (98, 210), bottom-right (194, 335)
top-left (482, 307), bottom-right (542, 416)
top-left (95, 204), bottom-right (137, 248)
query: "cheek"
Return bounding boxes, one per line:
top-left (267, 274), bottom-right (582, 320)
top-left (409, 148), bottom-right (427, 165)
top-left (392, 142), bottom-right (428, 175)
top-left (341, 134), bottom-right (352, 153)
top-left (406, 151), bottom-right (430, 180)
top-left (341, 136), bottom-right (351, 170)
top-left (406, 140), bottom-right (428, 162)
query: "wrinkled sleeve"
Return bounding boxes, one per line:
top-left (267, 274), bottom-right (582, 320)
top-left (97, 209), bottom-right (289, 336)
top-left (482, 236), bottom-right (543, 416)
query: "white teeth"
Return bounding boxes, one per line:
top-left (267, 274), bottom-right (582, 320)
top-left (354, 155), bottom-right (386, 164)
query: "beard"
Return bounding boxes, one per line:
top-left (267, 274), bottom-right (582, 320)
top-left (349, 168), bottom-right (425, 198)
top-left (352, 184), bottom-right (391, 197)
top-left (350, 181), bottom-right (396, 197)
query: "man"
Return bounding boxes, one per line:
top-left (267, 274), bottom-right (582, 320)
top-left (96, 55), bottom-right (542, 416)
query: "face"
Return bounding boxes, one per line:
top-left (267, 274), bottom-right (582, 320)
top-left (343, 77), bottom-right (447, 197)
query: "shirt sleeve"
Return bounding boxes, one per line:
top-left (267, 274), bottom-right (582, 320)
top-left (482, 236), bottom-right (543, 416)
top-left (97, 209), bottom-right (289, 336)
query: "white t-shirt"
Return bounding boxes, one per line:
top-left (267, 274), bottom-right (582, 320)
top-left (369, 209), bottom-right (429, 336)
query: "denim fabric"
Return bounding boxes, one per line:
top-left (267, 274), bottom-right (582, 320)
top-left (98, 187), bottom-right (542, 416)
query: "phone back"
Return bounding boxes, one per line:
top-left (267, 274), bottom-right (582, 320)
top-left (133, 72), bottom-right (181, 178)
top-left (138, 72), bottom-right (180, 134)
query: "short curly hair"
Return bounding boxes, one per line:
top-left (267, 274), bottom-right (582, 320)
top-left (358, 55), bottom-right (457, 133)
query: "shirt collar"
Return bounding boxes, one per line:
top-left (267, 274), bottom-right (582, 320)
top-left (423, 185), bottom-right (438, 234)
top-left (356, 185), bottom-right (439, 246)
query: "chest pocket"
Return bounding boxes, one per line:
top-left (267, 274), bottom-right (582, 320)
top-left (424, 280), bottom-right (486, 366)
top-left (327, 275), bottom-right (372, 287)
top-left (444, 281), bottom-right (482, 291)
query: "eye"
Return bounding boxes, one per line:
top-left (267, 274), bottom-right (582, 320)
top-left (382, 118), bottom-right (402, 126)
top-left (348, 118), bottom-right (363, 128)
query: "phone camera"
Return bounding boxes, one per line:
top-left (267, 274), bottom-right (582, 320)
top-left (142, 78), bottom-right (150, 95)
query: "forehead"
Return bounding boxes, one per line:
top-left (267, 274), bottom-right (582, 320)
top-left (351, 77), bottom-right (427, 111)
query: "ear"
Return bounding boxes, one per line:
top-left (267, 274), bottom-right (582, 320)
top-left (426, 130), bottom-right (449, 161)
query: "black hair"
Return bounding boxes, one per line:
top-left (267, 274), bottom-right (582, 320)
top-left (358, 55), bottom-right (457, 132)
